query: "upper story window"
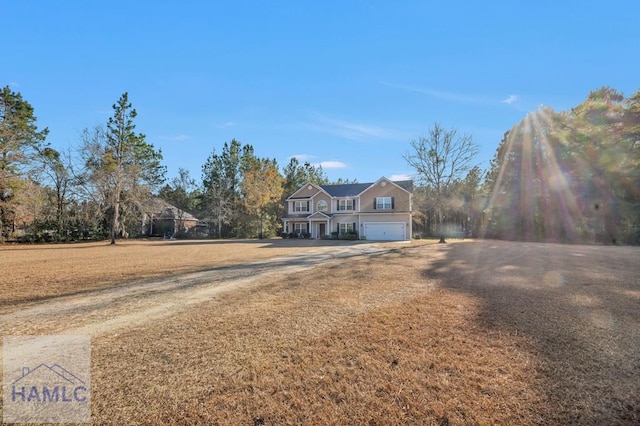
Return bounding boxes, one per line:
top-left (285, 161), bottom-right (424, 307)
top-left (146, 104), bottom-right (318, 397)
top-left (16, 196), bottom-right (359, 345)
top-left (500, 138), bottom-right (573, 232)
top-left (317, 200), bottom-right (328, 212)
top-left (375, 197), bottom-right (393, 210)
top-left (294, 201), bottom-right (309, 212)
top-left (337, 199), bottom-right (355, 211)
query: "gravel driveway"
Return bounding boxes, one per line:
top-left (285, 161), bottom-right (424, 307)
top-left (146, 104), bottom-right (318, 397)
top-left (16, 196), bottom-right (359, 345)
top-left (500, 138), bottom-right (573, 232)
top-left (0, 242), bottom-right (393, 338)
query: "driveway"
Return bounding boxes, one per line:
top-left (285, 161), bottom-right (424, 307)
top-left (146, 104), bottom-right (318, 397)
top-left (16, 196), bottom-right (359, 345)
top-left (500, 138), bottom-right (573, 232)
top-left (0, 242), bottom-right (393, 338)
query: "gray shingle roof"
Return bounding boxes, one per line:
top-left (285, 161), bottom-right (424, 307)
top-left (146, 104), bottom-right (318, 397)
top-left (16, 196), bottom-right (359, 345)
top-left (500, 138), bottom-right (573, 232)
top-left (150, 198), bottom-right (200, 221)
top-left (393, 180), bottom-right (414, 192)
top-left (320, 180), bottom-right (413, 197)
top-left (320, 183), bottom-right (372, 197)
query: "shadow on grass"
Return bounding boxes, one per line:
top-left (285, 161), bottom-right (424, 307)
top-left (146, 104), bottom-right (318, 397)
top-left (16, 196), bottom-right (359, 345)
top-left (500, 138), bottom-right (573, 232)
top-left (0, 240), bottom-right (115, 250)
top-left (422, 240), bottom-right (640, 424)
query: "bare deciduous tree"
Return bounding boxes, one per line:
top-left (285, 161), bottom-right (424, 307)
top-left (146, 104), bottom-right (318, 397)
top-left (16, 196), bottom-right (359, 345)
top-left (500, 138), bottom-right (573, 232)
top-left (404, 122), bottom-right (478, 242)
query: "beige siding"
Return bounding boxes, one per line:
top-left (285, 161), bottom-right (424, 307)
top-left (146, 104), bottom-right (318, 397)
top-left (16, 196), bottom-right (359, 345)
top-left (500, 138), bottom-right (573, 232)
top-left (313, 193), bottom-right (331, 213)
top-left (287, 185), bottom-right (320, 215)
top-left (360, 182), bottom-right (411, 213)
top-left (289, 184), bottom-right (320, 199)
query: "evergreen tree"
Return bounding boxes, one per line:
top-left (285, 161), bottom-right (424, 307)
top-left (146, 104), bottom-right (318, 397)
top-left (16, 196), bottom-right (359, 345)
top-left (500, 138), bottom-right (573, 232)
top-left (483, 87), bottom-right (640, 244)
top-left (282, 157), bottom-right (328, 197)
top-left (81, 93), bottom-right (165, 244)
top-left (201, 139), bottom-right (251, 237)
top-left (0, 86), bottom-right (49, 242)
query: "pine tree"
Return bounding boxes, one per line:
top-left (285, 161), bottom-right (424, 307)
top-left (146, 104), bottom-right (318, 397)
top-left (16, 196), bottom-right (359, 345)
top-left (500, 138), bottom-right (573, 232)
top-left (0, 86), bottom-right (49, 242)
top-left (82, 93), bottom-right (164, 244)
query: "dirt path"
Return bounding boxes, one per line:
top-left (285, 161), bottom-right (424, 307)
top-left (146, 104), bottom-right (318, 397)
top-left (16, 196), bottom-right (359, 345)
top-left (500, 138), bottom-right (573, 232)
top-left (0, 243), bottom-right (394, 339)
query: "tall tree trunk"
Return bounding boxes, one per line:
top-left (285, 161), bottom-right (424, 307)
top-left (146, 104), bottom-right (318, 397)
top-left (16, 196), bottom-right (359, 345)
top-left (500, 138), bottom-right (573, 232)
top-left (111, 198), bottom-right (120, 244)
top-left (217, 201), bottom-right (222, 239)
top-left (437, 191), bottom-right (446, 243)
top-left (0, 207), bottom-right (4, 244)
top-left (438, 206), bottom-right (446, 243)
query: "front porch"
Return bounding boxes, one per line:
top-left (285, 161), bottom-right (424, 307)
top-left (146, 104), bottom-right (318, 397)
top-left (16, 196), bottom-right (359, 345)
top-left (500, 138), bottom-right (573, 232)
top-left (282, 216), bottom-right (331, 239)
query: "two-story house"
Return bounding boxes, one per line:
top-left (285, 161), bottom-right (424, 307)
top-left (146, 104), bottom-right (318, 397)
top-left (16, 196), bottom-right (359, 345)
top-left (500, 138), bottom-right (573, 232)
top-left (282, 177), bottom-right (413, 241)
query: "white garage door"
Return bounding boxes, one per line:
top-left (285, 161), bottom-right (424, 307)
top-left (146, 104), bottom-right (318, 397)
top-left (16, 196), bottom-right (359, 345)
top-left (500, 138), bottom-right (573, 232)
top-left (364, 222), bottom-right (405, 241)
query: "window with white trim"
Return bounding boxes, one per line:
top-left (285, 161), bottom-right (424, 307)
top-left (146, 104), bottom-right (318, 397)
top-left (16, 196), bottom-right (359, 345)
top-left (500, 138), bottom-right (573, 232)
top-left (294, 223), bottom-right (307, 233)
top-left (375, 196), bottom-right (393, 210)
top-left (294, 201), bottom-right (309, 212)
top-left (338, 199), bottom-right (355, 211)
top-left (317, 200), bottom-right (328, 212)
top-left (339, 223), bottom-right (355, 233)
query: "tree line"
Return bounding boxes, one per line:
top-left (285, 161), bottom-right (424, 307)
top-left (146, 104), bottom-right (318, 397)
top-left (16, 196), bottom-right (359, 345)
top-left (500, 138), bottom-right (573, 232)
top-left (1, 85), bottom-right (638, 244)
top-left (481, 87), bottom-right (640, 244)
top-left (407, 86), bottom-right (639, 245)
top-left (0, 89), bottom-right (334, 243)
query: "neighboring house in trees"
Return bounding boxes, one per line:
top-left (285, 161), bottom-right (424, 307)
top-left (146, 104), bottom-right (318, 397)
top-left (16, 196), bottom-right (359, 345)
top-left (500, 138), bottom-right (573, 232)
top-left (141, 198), bottom-right (208, 237)
top-left (281, 177), bottom-right (413, 241)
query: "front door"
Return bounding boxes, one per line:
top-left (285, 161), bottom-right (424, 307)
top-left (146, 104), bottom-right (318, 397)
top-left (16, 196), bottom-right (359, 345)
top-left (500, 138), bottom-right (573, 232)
top-left (318, 223), bottom-right (326, 238)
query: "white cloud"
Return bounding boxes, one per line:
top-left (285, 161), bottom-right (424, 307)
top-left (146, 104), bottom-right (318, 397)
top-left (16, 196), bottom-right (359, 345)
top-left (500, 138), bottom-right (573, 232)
top-left (286, 155), bottom-right (345, 169)
top-left (308, 113), bottom-right (396, 141)
top-left (216, 121), bottom-right (235, 128)
top-left (289, 154), bottom-right (315, 162)
top-left (381, 81), bottom-right (488, 105)
top-left (383, 81), bottom-right (517, 107)
top-left (501, 94), bottom-right (518, 104)
top-left (389, 173), bottom-right (413, 181)
top-left (317, 160), bottom-right (347, 169)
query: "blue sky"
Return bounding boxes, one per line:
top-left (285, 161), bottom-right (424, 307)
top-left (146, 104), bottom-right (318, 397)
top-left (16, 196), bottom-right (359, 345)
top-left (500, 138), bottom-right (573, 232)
top-left (4, 1), bottom-right (639, 184)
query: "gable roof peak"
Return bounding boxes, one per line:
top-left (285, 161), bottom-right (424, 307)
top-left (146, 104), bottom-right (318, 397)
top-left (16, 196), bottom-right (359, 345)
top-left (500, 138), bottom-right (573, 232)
top-left (286, 181), bottom-right (329, 200)
top-left (362, 176), bottom-right (414, 194)
top-left (288, 177), bottom-right (413, 198)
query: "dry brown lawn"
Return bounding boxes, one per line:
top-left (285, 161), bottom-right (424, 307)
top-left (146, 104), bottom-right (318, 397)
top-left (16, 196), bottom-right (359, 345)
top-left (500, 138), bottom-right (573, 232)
top-left (0, 239), bottom-right (322, 311)
top-left (1, 239), bottom-right (639, 425)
